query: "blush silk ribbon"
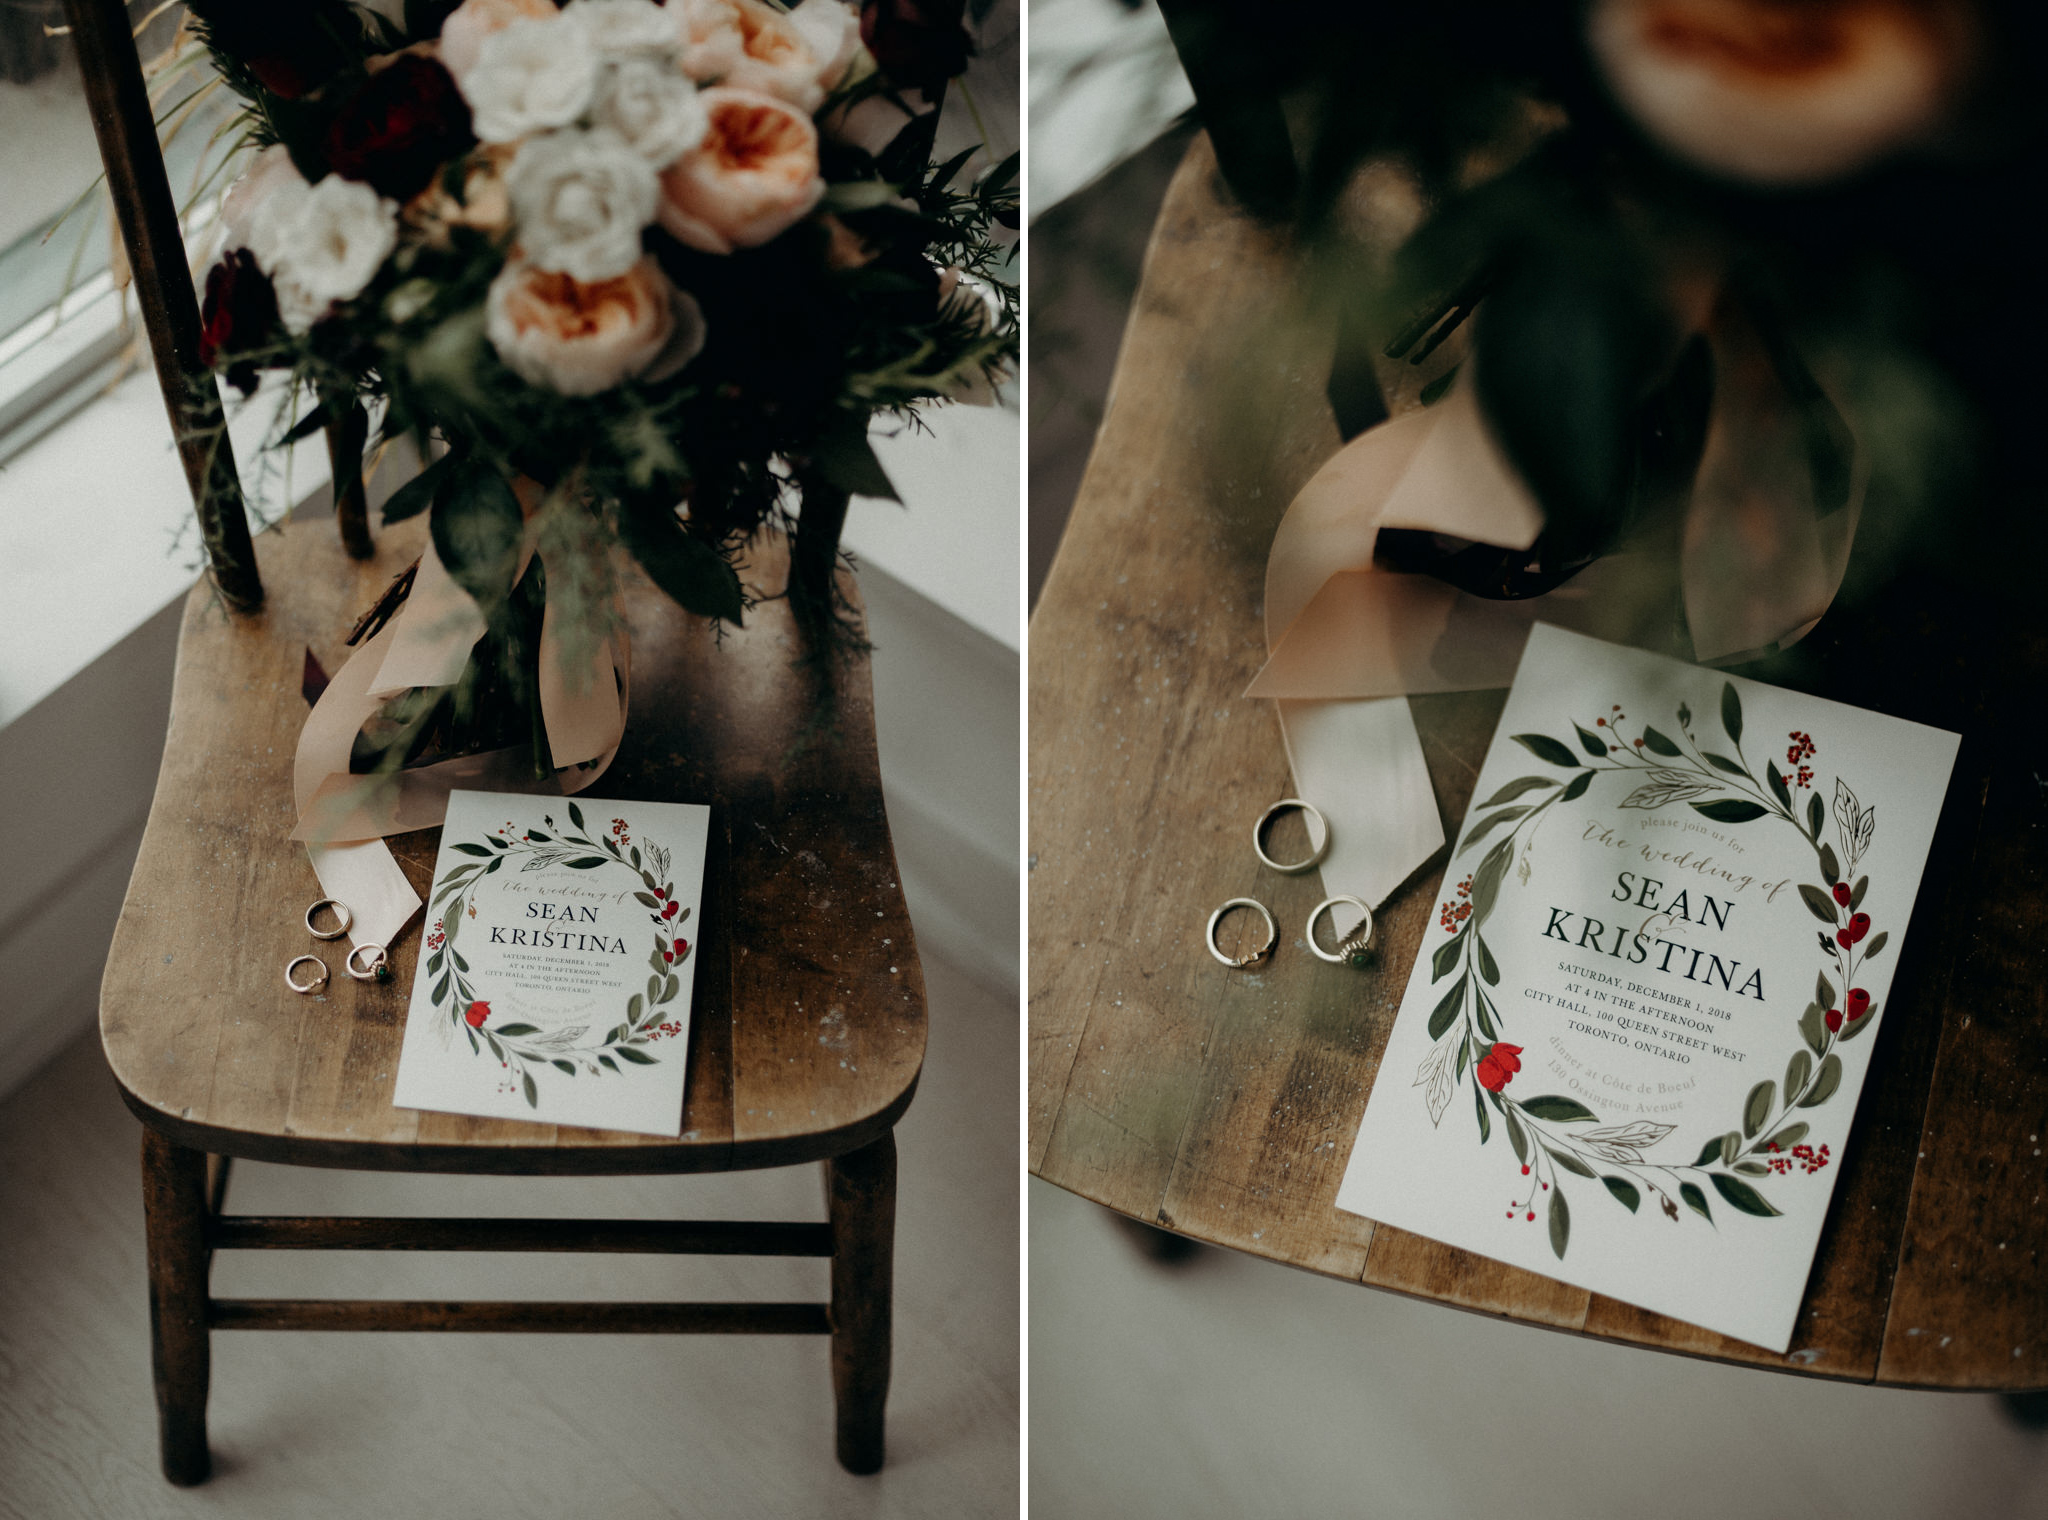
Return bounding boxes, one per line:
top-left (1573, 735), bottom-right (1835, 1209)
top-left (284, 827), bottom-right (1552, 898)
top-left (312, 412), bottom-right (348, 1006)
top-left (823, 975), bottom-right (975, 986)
top-left (291, 503), bottom-right (631, 955)
top-left (1248, 307), bottom-right (1865, 915)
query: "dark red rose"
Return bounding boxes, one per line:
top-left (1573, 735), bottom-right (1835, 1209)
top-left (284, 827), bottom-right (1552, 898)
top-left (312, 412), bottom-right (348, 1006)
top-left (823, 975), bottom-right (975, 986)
top-left (1476, 1041), bottom-right (1523, 1093)
top-left (199, 249), bottom-right (279, 397)
top-left (1847, 988), bottom-right (1871, 1021)
top-left (860, 0), bottom-right (973, 102)
top-left (187, 0), bottom-right (355, 101)
top-left (1832, 881), bottom-right (1851, 906)
top-left (323, 55), bottom-right (475, 202)
top-left (465, 999), bottom-right (491, 1028)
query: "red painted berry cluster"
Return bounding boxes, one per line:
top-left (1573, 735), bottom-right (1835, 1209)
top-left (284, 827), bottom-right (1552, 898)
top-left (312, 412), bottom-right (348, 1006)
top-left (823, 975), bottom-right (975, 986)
top-left (1823, 986), bottom-right (1871, 1033)
top-left (1764, 1141), bottom-right (1832, 1176)
top-left (1594, 704), bottom-right (1628, 753)
top-left (1439, 875), bottom-right (1474, 933)
top-left (425, 921), bottom-right (446, 951)
top-left (610, 817), bottom-right (631, 845)
top-left (646, 1019), bottom-right (686, 1041)
top-left (1786, 730), bottom-right (1817, 787)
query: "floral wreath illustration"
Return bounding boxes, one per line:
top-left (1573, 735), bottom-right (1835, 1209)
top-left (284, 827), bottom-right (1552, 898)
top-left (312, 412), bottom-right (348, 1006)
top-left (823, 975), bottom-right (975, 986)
top-left (424, 800), bottom-right (692, 1109)
top-left (1417, 680), bottom-right (1888, 1260)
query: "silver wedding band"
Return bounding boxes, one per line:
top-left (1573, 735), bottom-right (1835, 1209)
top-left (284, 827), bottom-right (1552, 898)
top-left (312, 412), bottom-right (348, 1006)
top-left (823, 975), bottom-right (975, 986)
top-left (285, 954), bottom-right (329, 994)
top-left (1308, 895), bottom-right (1375, 965)
top-left (306, 898), bottom-right (354, 940)
top-left (1206, 898), bottom-right (1277, 969)
top-left (1253, 799), bottom-right (1330, 874)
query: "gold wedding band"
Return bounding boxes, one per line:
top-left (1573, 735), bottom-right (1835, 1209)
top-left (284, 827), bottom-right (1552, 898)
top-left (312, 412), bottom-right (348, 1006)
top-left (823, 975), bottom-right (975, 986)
top-left (306, 898), bottom-right (354, 940)
top-left (345, 943), bottom-right (393, 984)
top-left (1206, 898), bottom-right (1277, 969)
top-left (1252, 799), bottom-right (1330, 874)
top-left (1308, 895), bottom-right (1376, 966)
top-left (285, 955), bottom-right (329, 995)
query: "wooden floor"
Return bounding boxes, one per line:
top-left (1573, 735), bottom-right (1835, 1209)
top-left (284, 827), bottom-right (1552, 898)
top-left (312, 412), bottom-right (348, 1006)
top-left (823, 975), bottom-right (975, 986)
top-left (0, 954), bottom-right (1016, 1520)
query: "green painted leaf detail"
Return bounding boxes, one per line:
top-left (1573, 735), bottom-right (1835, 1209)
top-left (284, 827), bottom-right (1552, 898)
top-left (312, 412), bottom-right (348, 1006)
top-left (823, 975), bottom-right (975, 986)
top-left (1476, 776), bottom-right (1557, 809)
top-left (660, 974), bottom-right (679, 1003)
top-left (615, 1047), bottom-right (657, 1065)
top-left (1785, 1051), bottom-right (1812, 1100)
top-left (1862, 930), bottom-right (1888, 961)
top-left (1764, 1122), bottom-right (1808, 1151)
top-left (1808, 792), bottom-right (1825, 838)
top-left (1720, 1130), bottom-right (1740, 1166)
top-left (1456, 1041), bottom-right (1468, 1082)
top-left (381, 449), bottom-right (457, 523)
top-left (521, 1070), bottom-right (538, 1107)
top-left (1470, 837), bottom-right (1514, 920)
top-left (627, 994), bottom-right (644, 1026)
top-left (1506, 1108), bottom-right (1529, 1164)
top-left (1694, 1136), bottom-right (1723, 1167)
top-left (450, 949), bottom-right (467, 973)
top-left (1430, 931), bottom-right (1463, 984)
top-left (1850, 875), bottom-right (1869, 911)
top-left (433, 973), bottom-right (450, 1004)
top-left (551, 1059), bottom-right (576, 1074)
top-left (1574, 722), bottom-right (1608, 757)
top-left (1548, 1185), bottom-right (1570, 1260)
top-left (1519, 1095), bottom-right (1597, 1122)
top-left (1767, 760), bottom-right (1793, 812)
top-left (1474, 991), bottom-right (1499, 1041)
top-left (1680, 1181), bottom-right (1712, 1222)
top-left (568, 801), bottom-right (585, 830)
top-left (1734, 1161), bottom-right (1770, 1177)
top-left (1799, 884), bottom-right (1839, 924)
top-left (452, 842), bottom-right (493, 857)
top-left (1720, 681), bottom-right (1743, 745)
top-left (1427, 975), bottom-right (1467, 1040)
top-left (1474, 1081), bottom-right (1491, 1143)
top-left (634, 891), bottom-right (659, 908)
top-left (527, 830), bottom-right (552, 842)
top-left (426, 950), bottom-right (443, 977)
top-left (1818, 843), bottom-right (1840, 886)
top-left (1743, 1081), bottom-right (1775, 1139)
top-left (1799, 1002), bottom-right (1827, 1054)
top-left (1458, 806), bottom-right (1529, 857)
top-left (1816, 971), bottom-right (1835, 1009)
top-left (1641, 726), bottom-right (1682, 757)
top-left (1710, 1172), bottom-right (1781, 1217)
top-left (1602, 1176), bottom-right (1641, 1213)
top-left (464, 1025), bottom-right (478, 1054)
top-left (1476, 937), bottom-right (1500, 986)
top-left (566, 857), bottom-right (608, 868)
top-left (1543, 1144), bottom-right (1598, 1179)
top-left (1703, 752), bottom-right (1746, 776)
top-left (493, 1022), bottom-right (540, 1036)
top-left (1512, 733), bottom-right (1581, 768)
top-left (1692, 798), bottom-right (1769, 823)
top-left (1560, 770), bottom-right (1593, 802)
top-left (1798, 1054), bottom-right (1843, 1107)
top-left (598, 1054), bottom-right (618, 1072)
top-left (1841, 1005), bottom-right (1878, 1041)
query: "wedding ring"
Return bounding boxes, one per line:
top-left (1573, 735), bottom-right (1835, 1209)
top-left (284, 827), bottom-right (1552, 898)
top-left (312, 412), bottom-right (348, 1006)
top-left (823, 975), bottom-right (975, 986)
top-left (285, 955), bottom-right (329, 995)
top-left (1206, 898), bottom-right (1278, 969)
top-left (1252, 799), bottom-right (1330, 874)
top-left (345, 942), bottom-right (392, 983)
top-left (305, 898), bottom-right (353, 940)
top-left (1308, 895), bottom-right (1376, 966)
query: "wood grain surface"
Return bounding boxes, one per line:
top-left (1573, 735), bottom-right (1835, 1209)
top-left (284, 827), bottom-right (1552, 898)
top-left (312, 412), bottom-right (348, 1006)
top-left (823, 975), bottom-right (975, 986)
top-left (1028, 134), bottom-right (2048, 1391)
top-left (101, 517), bottom-right (926, 1174)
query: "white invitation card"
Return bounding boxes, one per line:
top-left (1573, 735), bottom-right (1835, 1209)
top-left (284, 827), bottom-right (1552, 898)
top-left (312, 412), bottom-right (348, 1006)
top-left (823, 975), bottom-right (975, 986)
top-left (1337, 625), bottom-right (1959, 1350)
top-left (391, 790), bottom-right (710, 1136)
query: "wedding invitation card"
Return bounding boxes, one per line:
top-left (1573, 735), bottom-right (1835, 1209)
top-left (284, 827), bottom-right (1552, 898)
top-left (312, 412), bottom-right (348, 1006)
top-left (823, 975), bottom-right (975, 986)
top-left (1337, 625), bottom-right (1959, 1350)
top-left (391, 790), bottom-right (710, 1137)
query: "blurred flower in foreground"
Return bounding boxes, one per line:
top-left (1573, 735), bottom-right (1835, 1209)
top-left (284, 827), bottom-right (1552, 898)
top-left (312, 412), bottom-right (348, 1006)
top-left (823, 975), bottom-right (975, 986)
top-left (1588, 0), bottom-right (1976, 185)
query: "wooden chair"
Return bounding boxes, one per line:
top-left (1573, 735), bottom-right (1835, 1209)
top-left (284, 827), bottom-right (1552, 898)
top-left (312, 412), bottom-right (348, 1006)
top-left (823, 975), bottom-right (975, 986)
top-left (1028, 133), bottom-right (2048, 1394)
top-left (66, 0), bottom-right (921, 1483)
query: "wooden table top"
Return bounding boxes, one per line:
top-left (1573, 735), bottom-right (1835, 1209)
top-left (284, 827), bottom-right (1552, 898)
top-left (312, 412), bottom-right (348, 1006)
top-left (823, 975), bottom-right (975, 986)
top-left (1028, 135), bottom-right (2048, 1392)
top-left (101, 515), bottom-right (925, 1175)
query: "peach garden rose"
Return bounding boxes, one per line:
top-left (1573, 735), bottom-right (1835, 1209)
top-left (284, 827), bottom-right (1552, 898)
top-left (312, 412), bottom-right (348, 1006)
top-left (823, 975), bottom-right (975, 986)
top-left (486, 253), bottom-right (704, 395)
top-left (656, 87), bottom-right (826, 254)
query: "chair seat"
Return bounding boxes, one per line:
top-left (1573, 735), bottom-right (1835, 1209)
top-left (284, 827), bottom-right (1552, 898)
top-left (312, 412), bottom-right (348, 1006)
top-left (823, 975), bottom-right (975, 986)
top-left (1028, 134), bottom-right (2048, 1391)
top-left (102, 517), bottom-right (926, 1175)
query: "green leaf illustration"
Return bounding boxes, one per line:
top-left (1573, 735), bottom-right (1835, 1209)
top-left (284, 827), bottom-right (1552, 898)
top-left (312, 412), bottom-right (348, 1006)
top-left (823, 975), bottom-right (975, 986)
top-left (1818, 843), bottom-right (1840, 886)
top-left (1764, 1122), bottom-right (1808, 1151)
top-left (567, 857), bottom-right (608, 868)
top-left (1507, 1108), bottom-right (1530, 1164)
top-left (1703, 752), bottom-right (1746, 776)
top-left (1431, 931), bottom-right (1463, 983)
top-left (521, 1070), bottom-right (538, 1107)
top-left (1543, 1144), bottom-right (1598, 1179)
top-left (598, 1055), bottom-right (618, 1072)
top-left (1734, 1161), bottom-right (1770, 1177)
top-left (1743, 1081), bottom-right (1776, 1138)
top-left (1720, 681), bottom-right (1743, 745)
top-left (494, 1022), bottom-right (540, 1036)
top-left (568, 801), bottom-right (585, 830)
top-left (1841, 1004), bottom-right (1879, 1041)
top-left (1767, 760), bottom-right (1793, 812)
top-left (1799, 884), bottom-right (1840, 923)
top-left (1680, 1181), bottom-right (1713, 1222)
top-left (1428, 975), bottom-right (1468, 1039)
top-left (1710, 1173), bottom-right (1782, 1217)
top-left (1798, 1054), bottom-right (1843, 1107)
top-left (1720, 1130), bottom-right (1740, 1166)
top-left (1785, 1050), bottom-right (1812, 1100)
top-left (1850, 876), bottom-right (1869, 911)
top-left (1470, 837), bottom-right (1514, 919)
top-left (1474, 1082), bottom-right (1491, 1143)
top-left (1808, 792), bottom-right (1825, 838)
top-left (1512, 733), bottom-right (1581, 768)
top-left (615, 1047), bottom-right (658, 1065)
top-left (1477, 775), bottom-right (1558, 809)
top-left (1549, 1186), bottom-right (1571, 1260)
top-left (1459, 806), bottom-right (1530, 856)
top-left (1520, 1094), bottom-right (1597, 1122)
top-left (1456, 1041), bottom-right (1469, 1082)
top-left (1642, 726), bottom-right (1682, 756)
top-left (634, 891), bottom-right (659, 908)
top-left (1862, 930), bottom-right (1888, 961)
top-left (427, 949), bottom-right (443, 977)
top-left (1816, 971), bottom-right (1836, 1009)
top-left (627, 993), bottom-right (644, 1026)
top-left (551, 1059), bottom-right (576, 1075)
top-left (1574, 722), bottom-right (1608, 757)
top-left (1694, 1136), bottom-right (1724, 1166)
top-left (1603, 1176), bottom-right (1641, 1212)
top-left (452, 842), bottom-right (492, 857)
top-left (1692, 799), bottom-right (1769, 823)
top-left (1799, 1002), bottom-right (1827, 1054)
top-left (1476, 936), bottom-right (1501, 986)
top-left (1474, 991), bottom-right (1499, 1040)
top-left (1561, 770), bottom-right (1593, 802)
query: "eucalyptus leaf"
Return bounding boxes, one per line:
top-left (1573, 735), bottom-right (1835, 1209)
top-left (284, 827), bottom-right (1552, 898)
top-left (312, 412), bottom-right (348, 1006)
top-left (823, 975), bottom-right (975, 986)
top-left (1519, 1095), bottom-right (1597, 1122)
top-left (1785, 1050), bottom-right (1812, 1099)
top-left (1767, 761), bottom-right (1793, 812)
top-left (1543, 1144), bottom-right (1598, 1179)
top-left (1458, 806), bottom-right (1529, 856)
top-left (1560, 770), bottom-right (1593, 802)
top-left (1692, 799), bottom-right (1769, 824)
top-left (1511, 733), bottom-right (1581, 768)
top-left (1819, 843), bottom-right (1840, 886)
top-left (1863, 930), bottom-right (1888, 961)
top-left (1798, 1054), bottom-right (1843, 1107)
top-left (1476, 936), bottom-right (1500, 986)
top-left (1680, 1181), bottom-right (1712, 1222)
top-left (1548, 1185), bottom-right (1571, 1260)
top-left (1574, 722), bottom-right (1608, 757)
top-left (1602, 1176), bottom-right (1641, 1213)
top-left (1743, 1081), bottom-right (1775, 1139)
top-left (1428, 974), bottom-right (1468, 1040)
top-left (1476, 775), bottom-right (1557, 809)
top-left (1710, 1172), bottom-right (1782, 1217)
top-left (1641, 726), bottom-right (1682, 756)
top-left (1721, 682), bottom-right (1743, 746)
top-left (1799, 884), bottom-right (1840, 924)
top-left (1850, 876), bottom-right (1869, 911)
top-left (1507, 1108), bottom-right (1529, 1164)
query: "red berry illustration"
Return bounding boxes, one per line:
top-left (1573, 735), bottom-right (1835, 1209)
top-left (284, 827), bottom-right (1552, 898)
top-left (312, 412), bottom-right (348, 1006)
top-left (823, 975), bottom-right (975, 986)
top-left (465, 1000), bottom-right (490, 1029)
top-left (1832, 882), bottom-right (1852, 907)
top-left (1849, 912), bottom-right (1870, 942)
top-left (675, 938), bottom-right (689, 957)
top-left (1825, 1008), bottom-right (1843, 1034)
top-left (1526, 1211), bottom-right (1536, 1222)
top-left (1836, 928), bottom-right (1854, 948)
top-left (662, 900), bottom-right (679, 919)
top-left (1847, 988), bottom-right (1871, 1021)
top-left (662, 949), bottom-right (674, 963)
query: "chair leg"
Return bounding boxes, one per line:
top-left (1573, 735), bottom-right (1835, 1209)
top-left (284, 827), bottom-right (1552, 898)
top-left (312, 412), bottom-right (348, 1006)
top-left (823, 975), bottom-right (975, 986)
top-left (825, 1131), bottom-right (896, 1475)
top-left (141, 1129), bottom-right (211, 1485)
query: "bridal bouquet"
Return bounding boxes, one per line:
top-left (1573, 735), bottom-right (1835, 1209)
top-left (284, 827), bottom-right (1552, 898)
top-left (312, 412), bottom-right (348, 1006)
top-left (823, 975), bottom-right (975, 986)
top-left (183, 0), bottom-right (1015, 775)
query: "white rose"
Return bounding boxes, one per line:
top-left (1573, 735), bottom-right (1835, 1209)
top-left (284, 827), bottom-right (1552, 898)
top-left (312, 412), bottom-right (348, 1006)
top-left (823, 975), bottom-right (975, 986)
top-left (506, 126), bottom-right (659, 282)
top-left (787, 0), bottom-right (862, 95)
top-left (680, 0), bottom-right (828, 113)
top-left (462, 14), bottom-right (601, 144)
top-left (220, 144), bottom-right (305, 251)
top-left (568, 0), bottom-right (682, 57)
top-left (440, 0), bottom-right (560, 85)
top-left (595, 57), bottom-right (710, 165)
top-left (937, 268), bottom-right (1005, 406)
top-left (486, 254), bottom-right (702, 395)
top-left (249, 175), bottom-right (399, 334)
